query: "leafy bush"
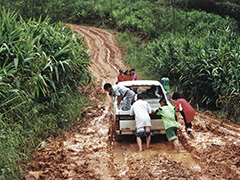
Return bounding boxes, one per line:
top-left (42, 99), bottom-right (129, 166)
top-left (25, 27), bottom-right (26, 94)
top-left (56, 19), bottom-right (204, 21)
top-left (146, 29), bottom-right (240, 121)
top-left (72, 0), bottom-right (111, 23)
top-left (178, 0), bottom-right (240, 23)
top-left (116, 3), bottom-right (239, 121)
top-left (114, 0), bottom-right (184, 39)
top-left (0, 0), bottom-right (76, 23)
top-left (0, 9), bottom-right (91, 100)
top-left (0, 9), bottom-right (92, 179)
top-left (186, 11), bottom-right (239, 36)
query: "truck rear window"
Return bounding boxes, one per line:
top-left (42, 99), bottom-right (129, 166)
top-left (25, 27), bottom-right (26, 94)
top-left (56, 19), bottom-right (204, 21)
top-left (126, 85), bottom-right (164, 99)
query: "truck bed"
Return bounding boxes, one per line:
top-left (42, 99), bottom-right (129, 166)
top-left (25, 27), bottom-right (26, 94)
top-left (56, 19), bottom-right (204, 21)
top-left (115, 98), bottom-right (166, 135)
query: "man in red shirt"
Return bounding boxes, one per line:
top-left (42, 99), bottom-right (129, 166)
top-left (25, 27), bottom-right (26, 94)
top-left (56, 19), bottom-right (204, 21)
top-left (172, 92), bottom-right (195, 139)
top-left (117, 69), bottom-right (124, 83)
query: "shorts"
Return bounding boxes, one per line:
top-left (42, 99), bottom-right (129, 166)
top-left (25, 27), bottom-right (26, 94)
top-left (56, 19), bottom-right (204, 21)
top-left (166, 127), bottom-right (178, 142)
top-left (135, 126), bottom-right (151, 137)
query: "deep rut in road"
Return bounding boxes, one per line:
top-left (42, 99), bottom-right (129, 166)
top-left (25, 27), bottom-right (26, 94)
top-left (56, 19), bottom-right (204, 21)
top-left (25, 24), bottom-right (240, 180)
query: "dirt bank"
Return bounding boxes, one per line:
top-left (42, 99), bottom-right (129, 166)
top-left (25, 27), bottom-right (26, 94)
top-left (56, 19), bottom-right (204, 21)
top-left (25, 24), bottom-right (240, 180)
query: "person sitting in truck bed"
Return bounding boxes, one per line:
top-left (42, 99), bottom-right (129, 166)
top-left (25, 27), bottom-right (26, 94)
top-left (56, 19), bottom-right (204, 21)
top-left (103, 83), bottom-right (135, 111)
top-left (123, 70), bottom-right (131, 81)
top-left (130, 69), bottom-right (138, 93)
top-left (117, 69), bottom-right (124, 83)
top-left (130, 94), bottom-right (152, 151)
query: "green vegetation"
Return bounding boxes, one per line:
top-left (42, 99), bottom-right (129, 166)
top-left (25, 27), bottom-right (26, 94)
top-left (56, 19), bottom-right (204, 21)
top-left (145, 31), bottom-right (239, 119)
top-left (0, 0), bottom-right (240, 179)
top-left (0, 9), bottom-right (91, 179)
top-left (114, 2), bottom-right (239, 121)
top-left (0, 0), bottom-right (76, 23)
top-left (1, 0), bottom-right (239, 25)
top-left (178, 0), bottom-right (240, 24)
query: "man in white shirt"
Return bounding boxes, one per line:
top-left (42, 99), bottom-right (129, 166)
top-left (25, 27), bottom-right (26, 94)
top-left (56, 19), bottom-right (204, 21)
top-left (103, 83), bottom-right (135, 111)
top-left (130, 94), bottom-right (152, 151)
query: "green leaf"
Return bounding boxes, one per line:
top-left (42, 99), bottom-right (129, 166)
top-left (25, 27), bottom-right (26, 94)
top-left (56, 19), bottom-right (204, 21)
top-left (14, 57), bottom-right (19, 69)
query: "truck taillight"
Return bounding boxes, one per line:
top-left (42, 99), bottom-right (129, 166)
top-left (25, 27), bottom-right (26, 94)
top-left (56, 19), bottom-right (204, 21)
top-left (115, 115), bottom-right (119, 129)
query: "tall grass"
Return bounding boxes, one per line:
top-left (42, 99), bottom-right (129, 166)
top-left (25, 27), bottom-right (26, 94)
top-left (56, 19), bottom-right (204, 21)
top-left (145, 30), bottom-right (240, 121)
top-left (0, 8), bottom-right (91, 98)
top-left (116, 8), bottom-right (240, 121)
top-left (0, 9), bottom-right (92, 179)
top-left (72, 0), bottom-right (111, 24)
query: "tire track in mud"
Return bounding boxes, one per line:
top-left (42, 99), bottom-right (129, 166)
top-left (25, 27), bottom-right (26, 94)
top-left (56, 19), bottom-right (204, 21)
top-left (25, 24), bottom-right (240, 180)
top-left (72, 26), bottom-right (111, 81)
top-left (65, 24), bottom-right (124, 85)
top-left (177, 111), bottom-right (240, 179)
top-left (85, 27), bottom-right (121, 72)
top-left (196, 112), bottom-right (240, 135)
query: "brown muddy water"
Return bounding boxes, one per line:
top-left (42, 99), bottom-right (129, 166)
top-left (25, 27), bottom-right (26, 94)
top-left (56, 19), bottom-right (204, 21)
top-left (113, 135), bottom-right (199, 168)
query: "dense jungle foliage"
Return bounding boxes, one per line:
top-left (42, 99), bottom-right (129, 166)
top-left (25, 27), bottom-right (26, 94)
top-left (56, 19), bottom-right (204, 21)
top-left (1, 0), bottom-right (240, 25)
top-left (112, 1), bottom-right (240, 120)
top-left (0, 0), bottom-right (239, 179)
top-left (0, 9), bottom-right (91, 179)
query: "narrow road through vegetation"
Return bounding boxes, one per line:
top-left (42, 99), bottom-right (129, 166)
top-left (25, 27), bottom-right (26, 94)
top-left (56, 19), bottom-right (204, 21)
top-left (25, 25), bottom-right (240, 180)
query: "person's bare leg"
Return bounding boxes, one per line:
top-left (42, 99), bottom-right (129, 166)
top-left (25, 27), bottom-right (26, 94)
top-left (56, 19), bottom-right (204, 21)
top-left (188, 131), bottom-right (195, 139)
top-left (136, 136), bottom-right (142, 151)
top-left (146, 135), bottom-right (151, 149)
top-left (173, 140), bottom-right (180, 153)
top-left (170, 142), bottom-right (174, 150)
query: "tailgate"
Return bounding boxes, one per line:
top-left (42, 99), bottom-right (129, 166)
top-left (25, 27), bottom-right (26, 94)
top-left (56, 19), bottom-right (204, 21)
top-left (117, 113), bottom-right (166, 135)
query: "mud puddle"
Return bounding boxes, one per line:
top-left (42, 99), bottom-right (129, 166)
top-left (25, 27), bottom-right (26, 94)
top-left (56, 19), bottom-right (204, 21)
top-left (113, 136), bottom-right (200, 169)
top-left (112, 136), bottom-right (203, 179)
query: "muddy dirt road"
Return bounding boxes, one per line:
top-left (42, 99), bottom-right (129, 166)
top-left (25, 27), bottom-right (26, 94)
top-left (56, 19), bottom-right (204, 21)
top-left (25, 24), bottom-right (240, 180)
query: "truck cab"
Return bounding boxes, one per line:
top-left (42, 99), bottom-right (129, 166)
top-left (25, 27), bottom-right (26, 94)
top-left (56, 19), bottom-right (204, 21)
top-left (113, 80), bottom-right (172, 141)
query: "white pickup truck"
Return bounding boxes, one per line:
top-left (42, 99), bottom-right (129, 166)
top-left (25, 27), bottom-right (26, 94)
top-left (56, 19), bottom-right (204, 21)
top-left (113, 80), bottom-right (173, 141)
